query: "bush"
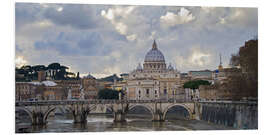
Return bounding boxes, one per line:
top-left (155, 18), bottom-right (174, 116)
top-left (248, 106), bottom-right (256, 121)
top-left (98, 88), bottom-right (119, 99)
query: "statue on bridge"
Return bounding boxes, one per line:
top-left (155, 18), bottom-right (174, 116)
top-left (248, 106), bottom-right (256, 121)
top-left (67, 86), bottom-right (72, 100)
top-left (79, 84), bottom-right (85, 100)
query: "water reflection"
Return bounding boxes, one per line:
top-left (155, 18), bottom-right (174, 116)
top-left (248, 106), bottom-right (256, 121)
top-left (16, 113), bottom-right (235, 133)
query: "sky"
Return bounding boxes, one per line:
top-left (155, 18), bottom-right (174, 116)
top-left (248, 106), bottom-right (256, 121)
top-left (15, 3), bottom-right (258, 78)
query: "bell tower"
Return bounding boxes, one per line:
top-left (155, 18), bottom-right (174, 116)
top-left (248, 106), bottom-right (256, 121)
top-left (218, 53), bottom-right (223, 71)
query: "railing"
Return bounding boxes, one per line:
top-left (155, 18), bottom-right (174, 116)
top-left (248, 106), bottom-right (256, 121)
top-left (198, 100), bottom-right (258, 104)
top-left (15, 99), bottom-right (257, 106)
top-left (15, 99), bottom-right (192, 106)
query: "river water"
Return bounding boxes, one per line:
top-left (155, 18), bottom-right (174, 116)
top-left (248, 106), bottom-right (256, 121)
top-left (16, 114), bottom-right (235, 133)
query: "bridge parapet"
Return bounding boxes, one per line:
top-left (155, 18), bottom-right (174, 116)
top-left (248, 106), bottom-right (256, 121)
top-left (16, 99), bottom-right (194, 106)
top-left (198, 100), bottom-right (257, 105)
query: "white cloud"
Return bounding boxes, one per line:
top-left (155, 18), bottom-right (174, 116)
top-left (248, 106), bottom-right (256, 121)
top-left (15, 56), bottom-right (28, 67)
top-left (172, 47), bottom-right (212, 71)
top-left (15, 4), bottom-right (257, 76)
top-left (201, 7), bottom-right (216, 13)
top-left (91, 73), bottom-right (111, 79)
top-left (36, 20), bottom-right (53, 27)
top-left (115, 22), bottom-right (127, 35)
top-left (57, 7), bottom-right (63, 12)
top-left (101, 6), bottom-right (136, 35)
top-left (103, 66), bottom-right (121, 76)
top-left (110, 51), bottom-right (122, 59)
top-left (219, 17), bottom-right (226, 24)
top-left (189, 49), bottom-right (211, 66)
top-left (160, 8), bottom-right (195, 27)
top-left (126, 34), bottom-right (137, 41)
top-left (217, 8), bottom-right (257, 28)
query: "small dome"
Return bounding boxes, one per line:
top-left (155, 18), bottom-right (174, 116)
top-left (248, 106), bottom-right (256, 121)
top-left (168, 63), bottom-right (174, 70)
top-left (84, 73), bottom-right (95, 79)
top-left (136, 63), bottom-right (143, 70)
top-left (144, 40), bottom-right (165, 62)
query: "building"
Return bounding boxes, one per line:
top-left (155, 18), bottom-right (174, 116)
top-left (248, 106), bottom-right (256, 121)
top-left (198, 54), bottom-right (244, 101)
top-left (82, 74), bottom-right (99, 99)
top-left (55, 80), bottom-right (81, 99)
top-left (188, 70), bottom-right (213, 80)
top-left (15, 73), bottom-right (99, 101)
top-left (15, 82), bottom-right (38, 101)
top-left (126, 40), bottom-right (184, 100)
top-left (212, 67), bottom-right (242, 84)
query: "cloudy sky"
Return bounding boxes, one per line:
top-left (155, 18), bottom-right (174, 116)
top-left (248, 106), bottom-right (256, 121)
top-left (15, 3), bottom-right (258, 78)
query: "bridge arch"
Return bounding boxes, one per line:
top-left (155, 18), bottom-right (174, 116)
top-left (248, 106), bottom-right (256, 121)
top-left (127, 104), bottom-right (154, 119)
top-left (43, 106), bottom-right (69, 122)
top-left (15, 107), bottom-right (33, 123)
top-left (86, 104), bottom-right (113, 114)
top-left (163, 104), bottom-right (192, 120)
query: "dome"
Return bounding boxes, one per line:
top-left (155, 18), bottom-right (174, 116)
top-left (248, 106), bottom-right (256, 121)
top-left (84, 73), bottom-right (95, 79)
top-left (144, 40), bottom-right (165, 62)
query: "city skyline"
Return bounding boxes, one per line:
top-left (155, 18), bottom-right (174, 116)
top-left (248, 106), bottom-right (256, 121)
top-left (15, 3), bottom-right (258, 78)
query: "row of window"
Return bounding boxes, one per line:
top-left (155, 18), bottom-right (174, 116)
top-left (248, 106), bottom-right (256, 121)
top-left (133, 74), bottom-right (179, 78)
top-left (138, 89), bottom-right (167, 95)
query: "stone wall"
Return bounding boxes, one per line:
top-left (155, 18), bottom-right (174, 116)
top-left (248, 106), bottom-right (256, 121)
top-left (198, 102), bottom-right (257, 129)
top-left (199, 84), bottom-right (237, 100)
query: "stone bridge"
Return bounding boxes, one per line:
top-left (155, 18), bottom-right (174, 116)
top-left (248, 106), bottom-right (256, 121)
top-left (16, 100), bottom-right (257, 129)
top-left (15, 100), bottom-right (196, 125)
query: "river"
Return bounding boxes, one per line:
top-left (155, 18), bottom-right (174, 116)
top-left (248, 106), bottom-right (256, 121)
top-left (16, 114), bottom-right (235, 133)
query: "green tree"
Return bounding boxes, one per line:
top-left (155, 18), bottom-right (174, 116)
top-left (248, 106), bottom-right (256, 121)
top-left (98, 88), bottom-right (119, 100)
top-left (56, 65), bottom-right (69, 80)
top-left (76, 72), bottom-right (80, 80)
top-left (31, 65), bottom-right (46, 80)
top-left (48, 63), bottom-right (61, 79)
top-left (183, 80), bottom-right (211, 89)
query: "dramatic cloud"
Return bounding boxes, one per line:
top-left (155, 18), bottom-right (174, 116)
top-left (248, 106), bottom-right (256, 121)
top-left (101, 6), bottom-right (139, 41)
top-left (160, 8), bottom-right (195, 27)
top-left (15, 3), bottom-right (258, 78)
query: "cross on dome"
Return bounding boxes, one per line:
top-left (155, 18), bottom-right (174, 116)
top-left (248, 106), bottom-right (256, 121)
top-left (152, 40), bottom-right (157, 50)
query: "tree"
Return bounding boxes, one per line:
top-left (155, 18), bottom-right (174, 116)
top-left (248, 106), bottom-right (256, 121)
top-left (76, 72), bottom-right (80, 80)
top-left (15, 63), bottom-right (77, 81)
top-left (48, 63), bottom-right (61, 79)
top-left (56, 65), bottom-right (69, 80)
top-left (183, 80), bottom-right (211, 89)
top-left (97, 88), bottom-right (119, 99)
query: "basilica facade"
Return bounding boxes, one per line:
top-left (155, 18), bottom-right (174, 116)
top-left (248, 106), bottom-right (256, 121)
top-left (126, 40), bottom-right (184, 100)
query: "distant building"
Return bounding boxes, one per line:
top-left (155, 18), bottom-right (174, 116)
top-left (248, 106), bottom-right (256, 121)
top-left (213, 67), bottom-right (242, 84)
top-left (55, 80), bottom-right (81, 99)
top-left (82, 73), bottom-right (98, 99)
top-left (120, 73), bottom-right (129, 82)
top-left (15, 73), bottom-right (99, 101)
top-left (198, 54), bottom-right (243, 101)
top-left (126, 40), bottom-right (184, 100)
top-left (15, 82), bottom-right (38, 101)
top-left (188, 70), bottom-right (213, 80)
